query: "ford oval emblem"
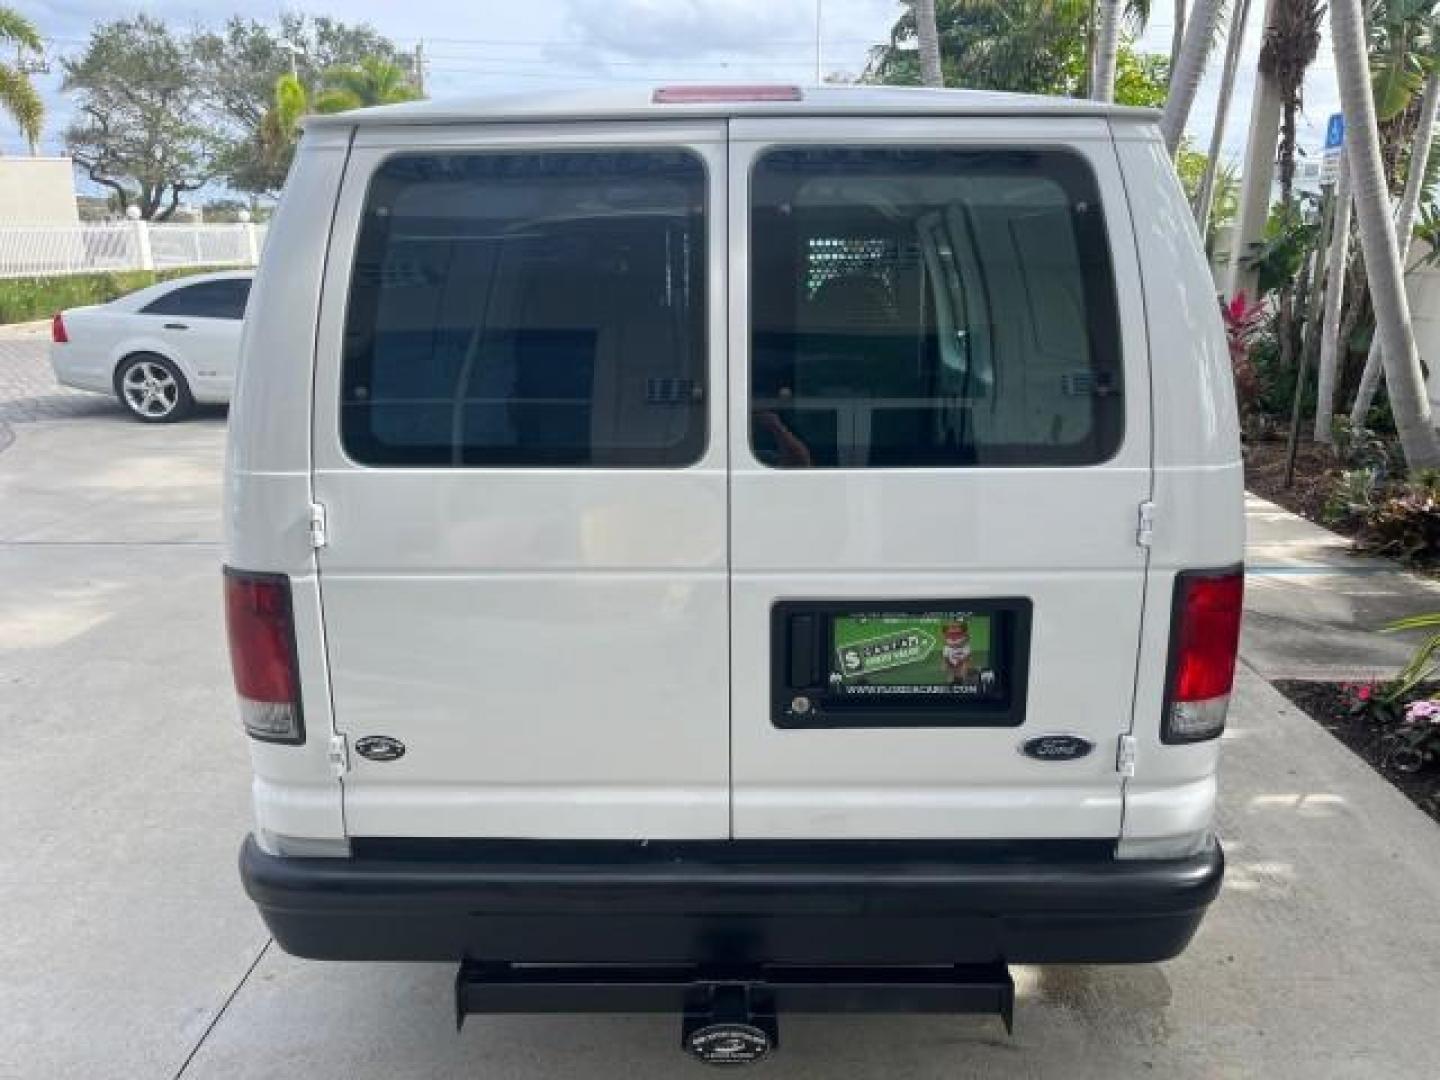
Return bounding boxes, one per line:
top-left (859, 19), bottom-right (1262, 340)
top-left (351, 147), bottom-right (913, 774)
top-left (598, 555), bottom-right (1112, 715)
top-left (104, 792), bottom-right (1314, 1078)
top-left (354, 735), bottom-right (406, 763)
top-left (1021, 734), bottom-right (1094, 762)
top-left (686, 1023), bottom-right (773, 1066)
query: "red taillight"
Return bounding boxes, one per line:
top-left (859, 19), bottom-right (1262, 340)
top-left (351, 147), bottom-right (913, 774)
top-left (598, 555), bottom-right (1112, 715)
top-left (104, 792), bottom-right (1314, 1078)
top-left (653, 84), bottom-right (803, 104)
top-left (51, 312), bottom-right (68, 344)
top-left (224, 568), bottom-right (304, 743)
top-left (1163, 568), bottom-right (1243, 743)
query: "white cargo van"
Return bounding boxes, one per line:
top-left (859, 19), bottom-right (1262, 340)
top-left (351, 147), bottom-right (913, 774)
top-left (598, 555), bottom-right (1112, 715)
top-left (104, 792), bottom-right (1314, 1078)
top-left (227, 85), bottom-right (1242, 1062)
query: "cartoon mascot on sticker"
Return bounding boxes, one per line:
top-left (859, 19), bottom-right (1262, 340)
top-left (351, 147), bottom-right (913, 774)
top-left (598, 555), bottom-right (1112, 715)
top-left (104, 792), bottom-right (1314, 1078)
top-left (942, 620), bottom-right (973, 684)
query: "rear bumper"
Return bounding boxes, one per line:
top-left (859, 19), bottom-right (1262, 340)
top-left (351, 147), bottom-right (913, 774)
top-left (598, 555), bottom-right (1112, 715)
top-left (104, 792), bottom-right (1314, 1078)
top-left (241, 835), bottom-right (1223, 966)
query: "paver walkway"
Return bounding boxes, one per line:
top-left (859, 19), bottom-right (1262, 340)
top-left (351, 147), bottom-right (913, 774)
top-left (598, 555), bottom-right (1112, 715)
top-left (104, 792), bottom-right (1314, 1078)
top-left (1243, 493), bottom-right (1440, 681)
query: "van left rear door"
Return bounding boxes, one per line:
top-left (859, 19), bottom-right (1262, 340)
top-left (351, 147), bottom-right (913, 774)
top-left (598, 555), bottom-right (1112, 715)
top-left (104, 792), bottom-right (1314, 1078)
top-left (311, 122), bottom-right (731, 839)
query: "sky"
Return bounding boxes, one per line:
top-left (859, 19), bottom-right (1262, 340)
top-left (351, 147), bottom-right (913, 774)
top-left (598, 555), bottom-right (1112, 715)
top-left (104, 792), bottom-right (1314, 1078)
top-left (9, 0), bottom-right (1345, 186)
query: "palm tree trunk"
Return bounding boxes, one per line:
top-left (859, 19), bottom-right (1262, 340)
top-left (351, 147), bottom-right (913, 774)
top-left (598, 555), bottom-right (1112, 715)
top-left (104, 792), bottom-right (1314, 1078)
top-left (1161, 0), bottom-right (1227, 154)
top-left (1331, 0), bottom-right (1440, 467)
top-left (1195, 0), bottom-right (1252, 231)
top-left (1092, 0), bottom-right (1124, 101)
top-left (1171, 0), bottom-right (1189, 74)
top-left (1350, 67), bottom-right (1440, 426)
top-left (913, 0), bottom-right (944, 87)
top-left (1314, 149), bottom-right (1353, 443)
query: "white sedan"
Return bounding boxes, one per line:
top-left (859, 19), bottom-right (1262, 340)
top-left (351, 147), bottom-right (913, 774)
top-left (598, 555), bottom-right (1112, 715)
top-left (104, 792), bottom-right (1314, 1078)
top-left (49, 271), bottom-right (251, 422)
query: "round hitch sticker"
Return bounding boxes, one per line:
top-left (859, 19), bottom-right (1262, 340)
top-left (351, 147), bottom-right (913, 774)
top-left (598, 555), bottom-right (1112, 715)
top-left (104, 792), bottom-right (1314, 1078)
top-left (686, 1023), bottom-right (772, 1066)
top-left (354, 735), bottom-right (406, 763)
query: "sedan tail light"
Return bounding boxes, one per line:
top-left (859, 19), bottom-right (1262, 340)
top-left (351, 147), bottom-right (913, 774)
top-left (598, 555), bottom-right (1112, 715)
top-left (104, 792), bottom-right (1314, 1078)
top-left (224, 568), bottom-right (304, 743)
top-left (51, 312), bottom-right (68, 343)
top-left (1162, 568), bottom-right (1244, 743)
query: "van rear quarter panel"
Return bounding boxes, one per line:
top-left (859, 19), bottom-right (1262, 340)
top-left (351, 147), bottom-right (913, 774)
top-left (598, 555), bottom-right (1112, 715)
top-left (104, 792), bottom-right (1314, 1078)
top-left (1112, 125), bottom-right (1244, 842)
top-left (226, 129), bottom-right (354, 841)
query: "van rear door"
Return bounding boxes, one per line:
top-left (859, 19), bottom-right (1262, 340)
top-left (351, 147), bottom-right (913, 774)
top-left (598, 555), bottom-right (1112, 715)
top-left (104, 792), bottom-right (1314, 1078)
top-left (728, 118), bottom-right (1151, 839)
top-left (311, 122), bottom-right (730, 838)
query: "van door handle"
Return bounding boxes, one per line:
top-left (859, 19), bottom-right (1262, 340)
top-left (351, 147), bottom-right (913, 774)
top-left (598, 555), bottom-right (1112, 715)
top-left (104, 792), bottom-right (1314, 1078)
top-left (163, 322), bottom-right (189, 330)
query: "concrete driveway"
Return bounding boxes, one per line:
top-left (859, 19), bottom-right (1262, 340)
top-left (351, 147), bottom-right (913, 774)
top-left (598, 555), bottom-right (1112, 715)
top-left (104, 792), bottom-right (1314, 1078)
top-left (3, 330), bottom-right (1439, 1079)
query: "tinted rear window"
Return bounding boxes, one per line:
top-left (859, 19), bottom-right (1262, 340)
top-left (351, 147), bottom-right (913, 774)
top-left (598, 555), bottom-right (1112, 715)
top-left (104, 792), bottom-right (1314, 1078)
top-left (750, 148), bottom-right (1122, 468)
top-left (341, 151), bottom-right (707, 467)
top-left (142, 278), bottom-right (250, 319)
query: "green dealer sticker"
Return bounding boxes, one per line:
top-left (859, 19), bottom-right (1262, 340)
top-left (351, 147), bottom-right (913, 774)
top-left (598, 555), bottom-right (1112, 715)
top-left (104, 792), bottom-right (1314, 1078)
top-left (836, 626), bottom-right (936, 678)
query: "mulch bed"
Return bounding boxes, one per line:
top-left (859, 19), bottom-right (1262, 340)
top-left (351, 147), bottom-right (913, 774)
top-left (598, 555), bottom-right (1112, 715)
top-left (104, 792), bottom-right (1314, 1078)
top-left (1275, 680), bottom-right (1440, 825)
top-left (1243, 433), bottom-right (1352, 536)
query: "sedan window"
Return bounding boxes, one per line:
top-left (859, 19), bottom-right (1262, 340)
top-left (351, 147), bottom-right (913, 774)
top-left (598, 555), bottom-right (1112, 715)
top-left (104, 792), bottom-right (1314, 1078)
top-left (142, 279), bottom-right (252, 320)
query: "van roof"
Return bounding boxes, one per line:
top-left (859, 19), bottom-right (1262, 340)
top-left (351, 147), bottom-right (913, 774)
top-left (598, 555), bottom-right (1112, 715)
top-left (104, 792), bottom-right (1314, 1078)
top-left (303, 84), bottom-right (1160, 130)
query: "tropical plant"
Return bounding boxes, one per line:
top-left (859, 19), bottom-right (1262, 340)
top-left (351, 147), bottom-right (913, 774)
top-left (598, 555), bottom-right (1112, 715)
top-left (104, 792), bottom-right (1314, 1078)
top-left (1160, 0), bottom-right (1225, 152)
top-left (1220, 291), bottom-right (1266, 411)
top-left (913, 0), bottom-right (945, 86)
top-left (1331, 0), bottom-right (1440, 469)
top-left (1350, 67), bottom-right (1440, 424)
top-left (192, 14), bottom-right (413, 197)
top-left (0, 6), bottom-right (44, 153)
top-left (1353, 470), bottom-right (1440, 561)
top-left (1321, 466), bottom-right (1382, 522)
top-left (311, 56), bottom-right (422, 113)
top-left (865, 0), bottom-right (1152, 96)
top-left (1262, 0), bottom-right (1324, 208)
top-left (1383, 608), bottom-right (1440, 698)
top-left (1195, 0), bottom-right (1253, 234)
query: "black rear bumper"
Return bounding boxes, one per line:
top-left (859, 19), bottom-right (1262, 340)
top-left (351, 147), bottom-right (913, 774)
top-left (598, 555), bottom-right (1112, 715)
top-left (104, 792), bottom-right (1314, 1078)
top-left (240, 835), bottom-right (1222, 966)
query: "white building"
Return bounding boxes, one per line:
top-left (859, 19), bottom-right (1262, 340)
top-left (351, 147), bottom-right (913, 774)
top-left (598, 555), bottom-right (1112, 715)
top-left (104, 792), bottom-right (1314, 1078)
top-left (0, 157), bottom-right (80, 225)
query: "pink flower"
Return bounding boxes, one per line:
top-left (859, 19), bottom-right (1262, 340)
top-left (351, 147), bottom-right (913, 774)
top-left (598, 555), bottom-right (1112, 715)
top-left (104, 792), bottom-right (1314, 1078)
top-left (1404, 699), bottom-right (1440, 725)
top-left (1357, 685), bottom-right (1373, 702)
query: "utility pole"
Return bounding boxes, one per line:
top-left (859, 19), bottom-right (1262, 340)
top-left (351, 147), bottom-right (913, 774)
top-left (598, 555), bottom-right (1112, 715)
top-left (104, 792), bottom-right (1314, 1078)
top-left (415, 39), bottom-right (426, 96)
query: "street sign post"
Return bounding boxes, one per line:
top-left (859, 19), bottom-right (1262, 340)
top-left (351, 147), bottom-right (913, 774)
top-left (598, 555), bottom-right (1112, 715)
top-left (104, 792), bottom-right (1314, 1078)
top-left (1320, 112), bottom-right (1345, 186)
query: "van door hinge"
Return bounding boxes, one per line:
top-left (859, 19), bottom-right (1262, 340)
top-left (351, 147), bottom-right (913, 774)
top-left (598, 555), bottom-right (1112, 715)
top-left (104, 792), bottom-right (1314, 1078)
top-left (328, 734), bottom-right (349, 778)
top-left (1136, 501), bottom-right (1156, 548)
top-left (308, 502), bottom-right (328, 549)
top-left (1117, 734), bottom-right (1138, 778)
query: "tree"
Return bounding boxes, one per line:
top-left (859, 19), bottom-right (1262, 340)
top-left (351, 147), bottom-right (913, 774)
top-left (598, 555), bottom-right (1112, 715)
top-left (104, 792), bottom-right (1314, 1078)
top-left (0, 6), bottom-right (43, 153)
top-left (1094, 0), bottom-right (1125, 99)
top-left (312, 57), bottom-right (423, 112)
top-left (1194, 0), bottom-right (1253, 235)
top-left (1315, 150), bottom-right (1353, 442)
top-left (1351, 66), bottom-right (1440, 423)
top-left (1177, 143), bottom-right (1241, 243)
top-left (1331, 0), bottom-right (1440, 467)
top-left (62, 17), bottom-right (217, 220)
top-left (913, 0), bottom-right (945, 86)
top-left (1160, 0), bottom-right (1225, 152)
top-left (866, 0), bottom-right (1155, 98)
top-left (1256, 0), bottom-right (1323, 410)
top-left (192, 15), bottom-right (413, 197)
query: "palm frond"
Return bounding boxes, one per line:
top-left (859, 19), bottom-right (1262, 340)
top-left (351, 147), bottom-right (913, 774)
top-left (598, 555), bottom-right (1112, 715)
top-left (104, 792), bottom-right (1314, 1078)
top-left (0, 61), bottom-right (42, 151)
top-left (0, 7), bottom-right (42, 52)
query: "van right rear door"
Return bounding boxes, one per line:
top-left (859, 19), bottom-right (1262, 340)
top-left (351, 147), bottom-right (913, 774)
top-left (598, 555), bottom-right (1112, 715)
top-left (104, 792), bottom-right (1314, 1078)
top-left (727, 116), bottom-right (1154, 840)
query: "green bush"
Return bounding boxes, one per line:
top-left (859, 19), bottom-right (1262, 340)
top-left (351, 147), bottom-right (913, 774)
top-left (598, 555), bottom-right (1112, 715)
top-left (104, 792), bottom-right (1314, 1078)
top-left (0, 266), bottom-right (235, 325)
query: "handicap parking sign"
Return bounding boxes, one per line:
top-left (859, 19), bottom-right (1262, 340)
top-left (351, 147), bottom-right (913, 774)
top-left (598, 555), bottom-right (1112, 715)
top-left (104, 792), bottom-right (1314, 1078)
top-left (1325, 113), bottom-right (1345, 150)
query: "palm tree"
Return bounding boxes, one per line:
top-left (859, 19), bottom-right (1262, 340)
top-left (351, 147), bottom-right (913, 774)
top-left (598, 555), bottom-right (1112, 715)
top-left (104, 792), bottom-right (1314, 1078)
top-left (1093, 0), bottom-right (1125, 99)
top-left (0, 7), bottom-right (44, 154)
top-left (1194, 0), bottom-right (1253, 231)
top-left (1160, 0), bottom-right (1226, 152)
top-left (1331, 0), bottom-right (1440, 467)
top-left (1350, 66), bottom-right (1440, 425)
top-left (1259, 0), bottom-right (1323, 397)
top-left (313, 56), bottom-right (423, 113)
top-left (913, 0), bottom-right (945, 86)
top-left (1314, 149), bottom-right (1353, 443)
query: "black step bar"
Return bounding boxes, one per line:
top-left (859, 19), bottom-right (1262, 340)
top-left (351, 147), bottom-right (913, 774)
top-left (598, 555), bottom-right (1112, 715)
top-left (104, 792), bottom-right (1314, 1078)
top-left (455, 960), bottom-right (1014, 1063)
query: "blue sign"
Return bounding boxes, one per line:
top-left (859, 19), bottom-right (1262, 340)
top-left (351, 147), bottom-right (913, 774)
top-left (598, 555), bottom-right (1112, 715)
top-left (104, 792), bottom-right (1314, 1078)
top-left (1325, 113), bottom-right (1345, 150)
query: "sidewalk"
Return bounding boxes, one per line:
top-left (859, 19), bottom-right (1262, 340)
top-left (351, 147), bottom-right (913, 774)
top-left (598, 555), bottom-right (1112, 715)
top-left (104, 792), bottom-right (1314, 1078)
top-left (1242, 493), bottom-right (1440, 681)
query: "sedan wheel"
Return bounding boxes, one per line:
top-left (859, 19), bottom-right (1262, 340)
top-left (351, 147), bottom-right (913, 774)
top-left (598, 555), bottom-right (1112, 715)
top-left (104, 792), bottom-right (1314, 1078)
top-left (117, 356), bottom-right (194, 423)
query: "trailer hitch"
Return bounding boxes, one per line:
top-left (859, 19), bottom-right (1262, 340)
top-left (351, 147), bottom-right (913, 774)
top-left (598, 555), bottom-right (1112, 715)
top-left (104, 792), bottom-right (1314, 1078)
top-left (455, 960), bottom-right (1014, 1064)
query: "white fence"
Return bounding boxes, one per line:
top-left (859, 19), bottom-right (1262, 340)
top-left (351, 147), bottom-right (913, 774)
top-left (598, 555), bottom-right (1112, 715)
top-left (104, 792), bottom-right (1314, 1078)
top-left (0, 221), bottom-right (269, 279)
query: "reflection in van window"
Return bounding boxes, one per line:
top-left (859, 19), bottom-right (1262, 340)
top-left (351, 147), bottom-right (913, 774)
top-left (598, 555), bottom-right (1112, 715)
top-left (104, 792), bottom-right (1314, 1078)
top-left (342, 151), bottom-right (707, 466)
top-left (750, 148), bottom-right (1122, 468)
